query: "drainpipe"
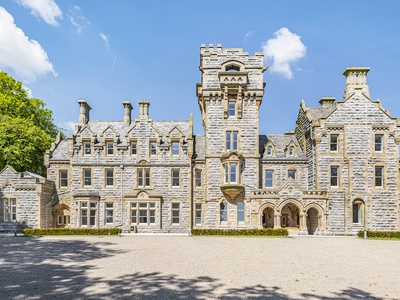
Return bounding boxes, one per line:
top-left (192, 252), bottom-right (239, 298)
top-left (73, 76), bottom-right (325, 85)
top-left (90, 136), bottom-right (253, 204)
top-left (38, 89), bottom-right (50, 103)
top-left (120, 150), bottom-right (124, 230)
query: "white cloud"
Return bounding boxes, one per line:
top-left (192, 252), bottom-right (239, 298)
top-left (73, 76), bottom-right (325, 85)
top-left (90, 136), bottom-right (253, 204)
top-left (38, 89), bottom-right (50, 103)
top-left (67, 5), bottom-right (91, 33)
top-left (0, 7), bottom-right (56, 82)
top-left (15, 0), bottom-right (62, 26)
top-left (99, 32), bottom-right (109, 48)
top-left (59, 121), bottom-right (76, 133)
top-left (244, 31), bottom-right (254, 42)
top-left (261, 27), bottom-right (306, 79)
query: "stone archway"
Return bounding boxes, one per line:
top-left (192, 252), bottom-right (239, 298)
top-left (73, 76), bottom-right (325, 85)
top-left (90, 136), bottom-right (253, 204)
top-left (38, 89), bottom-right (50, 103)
top-left (53, 203), bottom-right (71, 228)
top-left (261, 206), bottom-right (275, 228)
top-left (307, 208), bottom-right (318, 235)
top-left (280, 203), bottom-right (300, 228)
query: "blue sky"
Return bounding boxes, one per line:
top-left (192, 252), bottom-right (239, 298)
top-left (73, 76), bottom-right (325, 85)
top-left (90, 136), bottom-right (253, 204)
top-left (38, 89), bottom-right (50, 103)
top-left (1, 0), bottom-right (400, 135)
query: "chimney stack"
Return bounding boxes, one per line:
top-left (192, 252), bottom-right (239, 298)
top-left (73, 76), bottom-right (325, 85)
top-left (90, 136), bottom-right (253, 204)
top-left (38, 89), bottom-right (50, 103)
top-left (343, 67), bottom-right (370, 100)
top-left (78, 99), bottom-right (91, 125)
top-left (138, 101), bottom-right (150, 119)
top-left (319, 97), bottom-right (335, 108)
top-left (122, 101), bottom-right (133, 125)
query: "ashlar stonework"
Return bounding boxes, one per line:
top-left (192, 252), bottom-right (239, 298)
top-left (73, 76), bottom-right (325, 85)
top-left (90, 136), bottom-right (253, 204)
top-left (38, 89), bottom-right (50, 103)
top-left (40, 46), bottom-right (400, 234)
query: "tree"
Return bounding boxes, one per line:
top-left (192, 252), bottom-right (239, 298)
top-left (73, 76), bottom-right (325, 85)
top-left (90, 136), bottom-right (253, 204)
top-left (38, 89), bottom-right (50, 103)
top-left (0, 71), bottom-right (60, 176)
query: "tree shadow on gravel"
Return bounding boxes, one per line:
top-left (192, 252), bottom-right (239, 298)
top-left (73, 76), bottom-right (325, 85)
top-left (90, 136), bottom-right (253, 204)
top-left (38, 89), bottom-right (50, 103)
top-left (0, 236), bottom-right (386, 300)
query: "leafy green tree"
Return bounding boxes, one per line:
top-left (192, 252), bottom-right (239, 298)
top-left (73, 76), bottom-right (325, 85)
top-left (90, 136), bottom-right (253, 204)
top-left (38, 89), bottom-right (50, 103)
top-left (0, 71), bottom-right (60, 176)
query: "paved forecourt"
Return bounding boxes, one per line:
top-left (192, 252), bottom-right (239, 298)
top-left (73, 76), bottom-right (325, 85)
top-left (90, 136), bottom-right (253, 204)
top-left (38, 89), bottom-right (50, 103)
top-left (1, 235), bottom-right (398, 299)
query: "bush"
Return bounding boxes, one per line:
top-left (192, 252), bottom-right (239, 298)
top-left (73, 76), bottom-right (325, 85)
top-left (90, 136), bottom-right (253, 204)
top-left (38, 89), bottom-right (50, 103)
top-left (357, 230), bottom-right (400, 239)
top-left (23, 227), bottom-right (122, 236)
top-left (191, 228), bottom-right (288, 236)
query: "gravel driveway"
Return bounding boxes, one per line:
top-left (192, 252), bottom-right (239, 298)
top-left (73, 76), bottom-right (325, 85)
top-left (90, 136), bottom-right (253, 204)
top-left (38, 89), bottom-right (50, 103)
top-left (1, 235), bottom-right (399, 299)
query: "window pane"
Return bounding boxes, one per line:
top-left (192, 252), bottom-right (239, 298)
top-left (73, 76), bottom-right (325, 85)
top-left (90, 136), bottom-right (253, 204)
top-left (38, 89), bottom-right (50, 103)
top-left (172, 142), bottom-right (179, 155)
top-left (81, 209), bottom-right (87, 226)
top-left (131, 142), bottom-right (137, 155)
top-left (172, 169), bottom-right (180, 187)
top-left (288, 170), bottom-right (296, 180)
top-left (233, 131), bottom-right (238, 150)
top-left (352, 204), bottom-right (360, 223)
top-left (138, 169), bottom-right (143, 187)
top-left (139, 210), bottom-right (147, 223)
top-left (106, 211), bottom-right (113, 223)
top-left (84, 143), bottom-right (91, 155)
top-left (145, 169), bottom-right (150, 187)
top-left (265, 170), bottom-right (273, 188)
top-left (84, 169), bottom-right (91, 186)
top-left (228, 101), bottom-right (235, 116)
top-left (226, 131), bottom-right (231, 150)
top-left (230, 164), bottom-right (237, 183)
top-left (375, 135), bottom-right (382, 151)
top-left (60, 170), bottom-right (68, 187)
top-left (195, 203), bottom-right (202, 225)
top-left (330, 135), bottom-right (338, 151)
top-left (195, 170), bottom-right (202, 188)
top-left (237, 202), bottom-right (244, 222)
top-left (375, 167), bottom-right (383, 186)
top-left (330, 167), bottom-right (338, 187)
top-left (220, 201), bottom-right (227, 222)
top-left (150, 142), bottom-right (157, 155)
top-left (106, 169), bottom-right (114, 186)
top-left (107, 142), bottom-right (114, 155)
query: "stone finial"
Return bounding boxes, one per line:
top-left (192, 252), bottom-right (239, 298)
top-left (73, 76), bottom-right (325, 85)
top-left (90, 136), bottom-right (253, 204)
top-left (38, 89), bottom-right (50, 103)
top-left (138, 101), bottom-right (150, 119)
top-left (78, 99), bottom-right (91, 125)
top-left (122, 101), bottom-right (133, 125)
top-left (343, 67), bottom-right (371, 100)
top-left (319, 97), bottom-right (336, 108)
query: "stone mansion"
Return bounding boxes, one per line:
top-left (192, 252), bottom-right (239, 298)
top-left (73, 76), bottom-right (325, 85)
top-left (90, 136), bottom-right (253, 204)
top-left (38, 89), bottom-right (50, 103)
top-left (1, 44), bottom-right (399, 234)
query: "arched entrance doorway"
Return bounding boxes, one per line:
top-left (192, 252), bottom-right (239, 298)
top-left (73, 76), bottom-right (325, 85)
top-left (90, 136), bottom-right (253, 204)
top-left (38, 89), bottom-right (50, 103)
top-left (307, 208), bottom-right (318, 235)
top-left (53, 203), bottom-right (71, 228)
top-left (261, 207), bottom-right (274, 228)
top-left (280, 203), bottom-right (300, 228)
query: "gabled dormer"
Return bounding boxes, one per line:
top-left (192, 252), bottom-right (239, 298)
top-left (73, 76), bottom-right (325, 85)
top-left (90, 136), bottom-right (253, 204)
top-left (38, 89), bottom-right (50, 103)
top-left (285, 140), bottom-right (298, 158)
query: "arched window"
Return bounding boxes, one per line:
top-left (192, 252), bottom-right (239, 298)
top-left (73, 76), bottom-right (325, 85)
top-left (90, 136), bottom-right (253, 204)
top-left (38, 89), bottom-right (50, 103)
top-left (220, 201), bottom-right (228, 222)
top-left (237, 202), bottom-right (244, 223)
top-left (352, 200), bottom-right (364, 224)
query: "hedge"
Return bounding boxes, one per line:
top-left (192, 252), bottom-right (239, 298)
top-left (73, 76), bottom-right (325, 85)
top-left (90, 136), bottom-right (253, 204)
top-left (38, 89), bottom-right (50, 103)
top-left (23, 228), bottom-right (122, 236)
top-left (357, 230), bottom-right (400, 239)
top-left (191, 228), bottom-right (288, 236)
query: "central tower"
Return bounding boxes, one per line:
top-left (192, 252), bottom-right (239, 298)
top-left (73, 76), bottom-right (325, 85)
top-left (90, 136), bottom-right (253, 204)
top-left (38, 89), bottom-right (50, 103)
top-left (196, 44), bottom-right (266, 228)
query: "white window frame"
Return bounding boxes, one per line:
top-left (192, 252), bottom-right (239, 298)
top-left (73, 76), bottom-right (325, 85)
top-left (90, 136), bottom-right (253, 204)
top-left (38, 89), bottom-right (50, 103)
top-left (237, 202), bottom-right (245, 223)
top-left (131, 140), bottom-right (137, 156)
top-left (195, 203), bottom-right (202, 225)
top-left (330, 166), bottom-right (339, 187)
top-left (330, 134), bottom-right (338, 152)
top-left (105, 168), bottom-right (114, 186)
top-left (172, 169), bottom-right (180, 187)
top-left (374, 166), bottom-right (383, 187)
top-left (150, 141), bottom-right (157, 156)
top-left (84, 142), bottom-right (91, 155)
top-left (105, 202), bottom-right (114, 224)
top-left (59, 170), bottom-right (68, 188)
top-left (137, 168), bottom-right (151, 188)
top-left (83, 168), bottom-right (92, 186)
top-left (171, 203), bottom-right (180, 225)
top-left (171, 142), bottom-right (180, 156)
top-left (265, 170), bottom-right (274, 188)
top-left (375, 134), bottom-right (383, 152)
top-left (195, 169), bottom-right (202, 188)
top-left (226, 131), bottom-right (238, 151)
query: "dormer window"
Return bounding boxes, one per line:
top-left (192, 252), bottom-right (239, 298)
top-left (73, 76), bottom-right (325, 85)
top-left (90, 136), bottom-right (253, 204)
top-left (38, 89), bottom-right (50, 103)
top-left (289, 146), bottom-right (294, 156)
top-left (84, 142), bottom-right (91, 155)
top-left (267, 146), bottom-right (272, 156)
top-left (106, 142), bottom-right (114, 155)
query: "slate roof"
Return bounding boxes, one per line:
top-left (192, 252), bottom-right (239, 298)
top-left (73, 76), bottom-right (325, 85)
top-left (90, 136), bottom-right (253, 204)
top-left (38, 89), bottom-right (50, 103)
top-left (50, 140), bottom-right (70, 161)
top-left (262, 134), bottom-right (307, 159)
top-left (306, 107), bottom-right (335, 121)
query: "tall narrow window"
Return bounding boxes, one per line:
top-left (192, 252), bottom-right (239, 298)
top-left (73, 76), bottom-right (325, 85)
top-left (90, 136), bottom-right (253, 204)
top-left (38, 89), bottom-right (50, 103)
top-left (1, 198), bottom-right (17, 222)
top-left (83, 169), bottom-right (92, 186)
top-left (106, 142), bottom-right (114, 155)
top-left (172, 203), bottom-right (180, 224)
top-left (150, 141), bottom-right (157, 156)
top-left (330, 134), bottom-right (338, 151)
top-left (375, 166), bottom-right (383, 187)
top-left (220, 201), bottom-right (228, 222)
top-left (59, 170), bottom-right (68, 188)
top-left (139, 203), bottom-right (148, 224)
top-left (131, 203), bottom-right (137, 224)
top-left (90, 202), bottom-right (97, 226)
top-left (237, 202), bottom-right (244, 223)
top-left (137, 168), bottom-right (151, 187)
top-left (195, 169), bottom-right (202, 188)
top-left (375, 135), bottom-right (383, 152)
top-left (105, 168), bottom-right (114, 186)
top-left (288, 169), bottom-right (296, 180)
top-left (195, 203), bottom-right (202, 225)
top-left (230, 163), bottom-right (237, 183)
top-left (352, 203), bottom-right (361, 223)
top-left (84, 142), bottom-right (91, 155)
top-left (172, 169), bottom-right (180, 187)
top-left (265, 170), bottom-right (274, 188)
top-left (81, 202), bottom-right (88, 226)
top-left (226, 131), bottom-right (238, 151)
top-left (330, 166), bottom-right (338, 187)
top-left (131, 141), bottom-right (137, 155)
top-left (105, 203), bottom-right (113, 224)
top-left (172, 142), bottom-right (179, 156)
top-left (228, 100), bottom-right (236, 116)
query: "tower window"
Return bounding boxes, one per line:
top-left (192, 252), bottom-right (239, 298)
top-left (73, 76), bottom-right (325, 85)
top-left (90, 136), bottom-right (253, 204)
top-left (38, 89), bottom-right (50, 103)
top-left (330, 166), bottom-right (339, 187)
top-left (330, 134), bottom-right (338, 151)
top-left (228, 100), bottom-right (236, 117)
top-left (226, 131), bottom-right (238, 151)
top-left (375, 135), bottom-right (383, 152)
